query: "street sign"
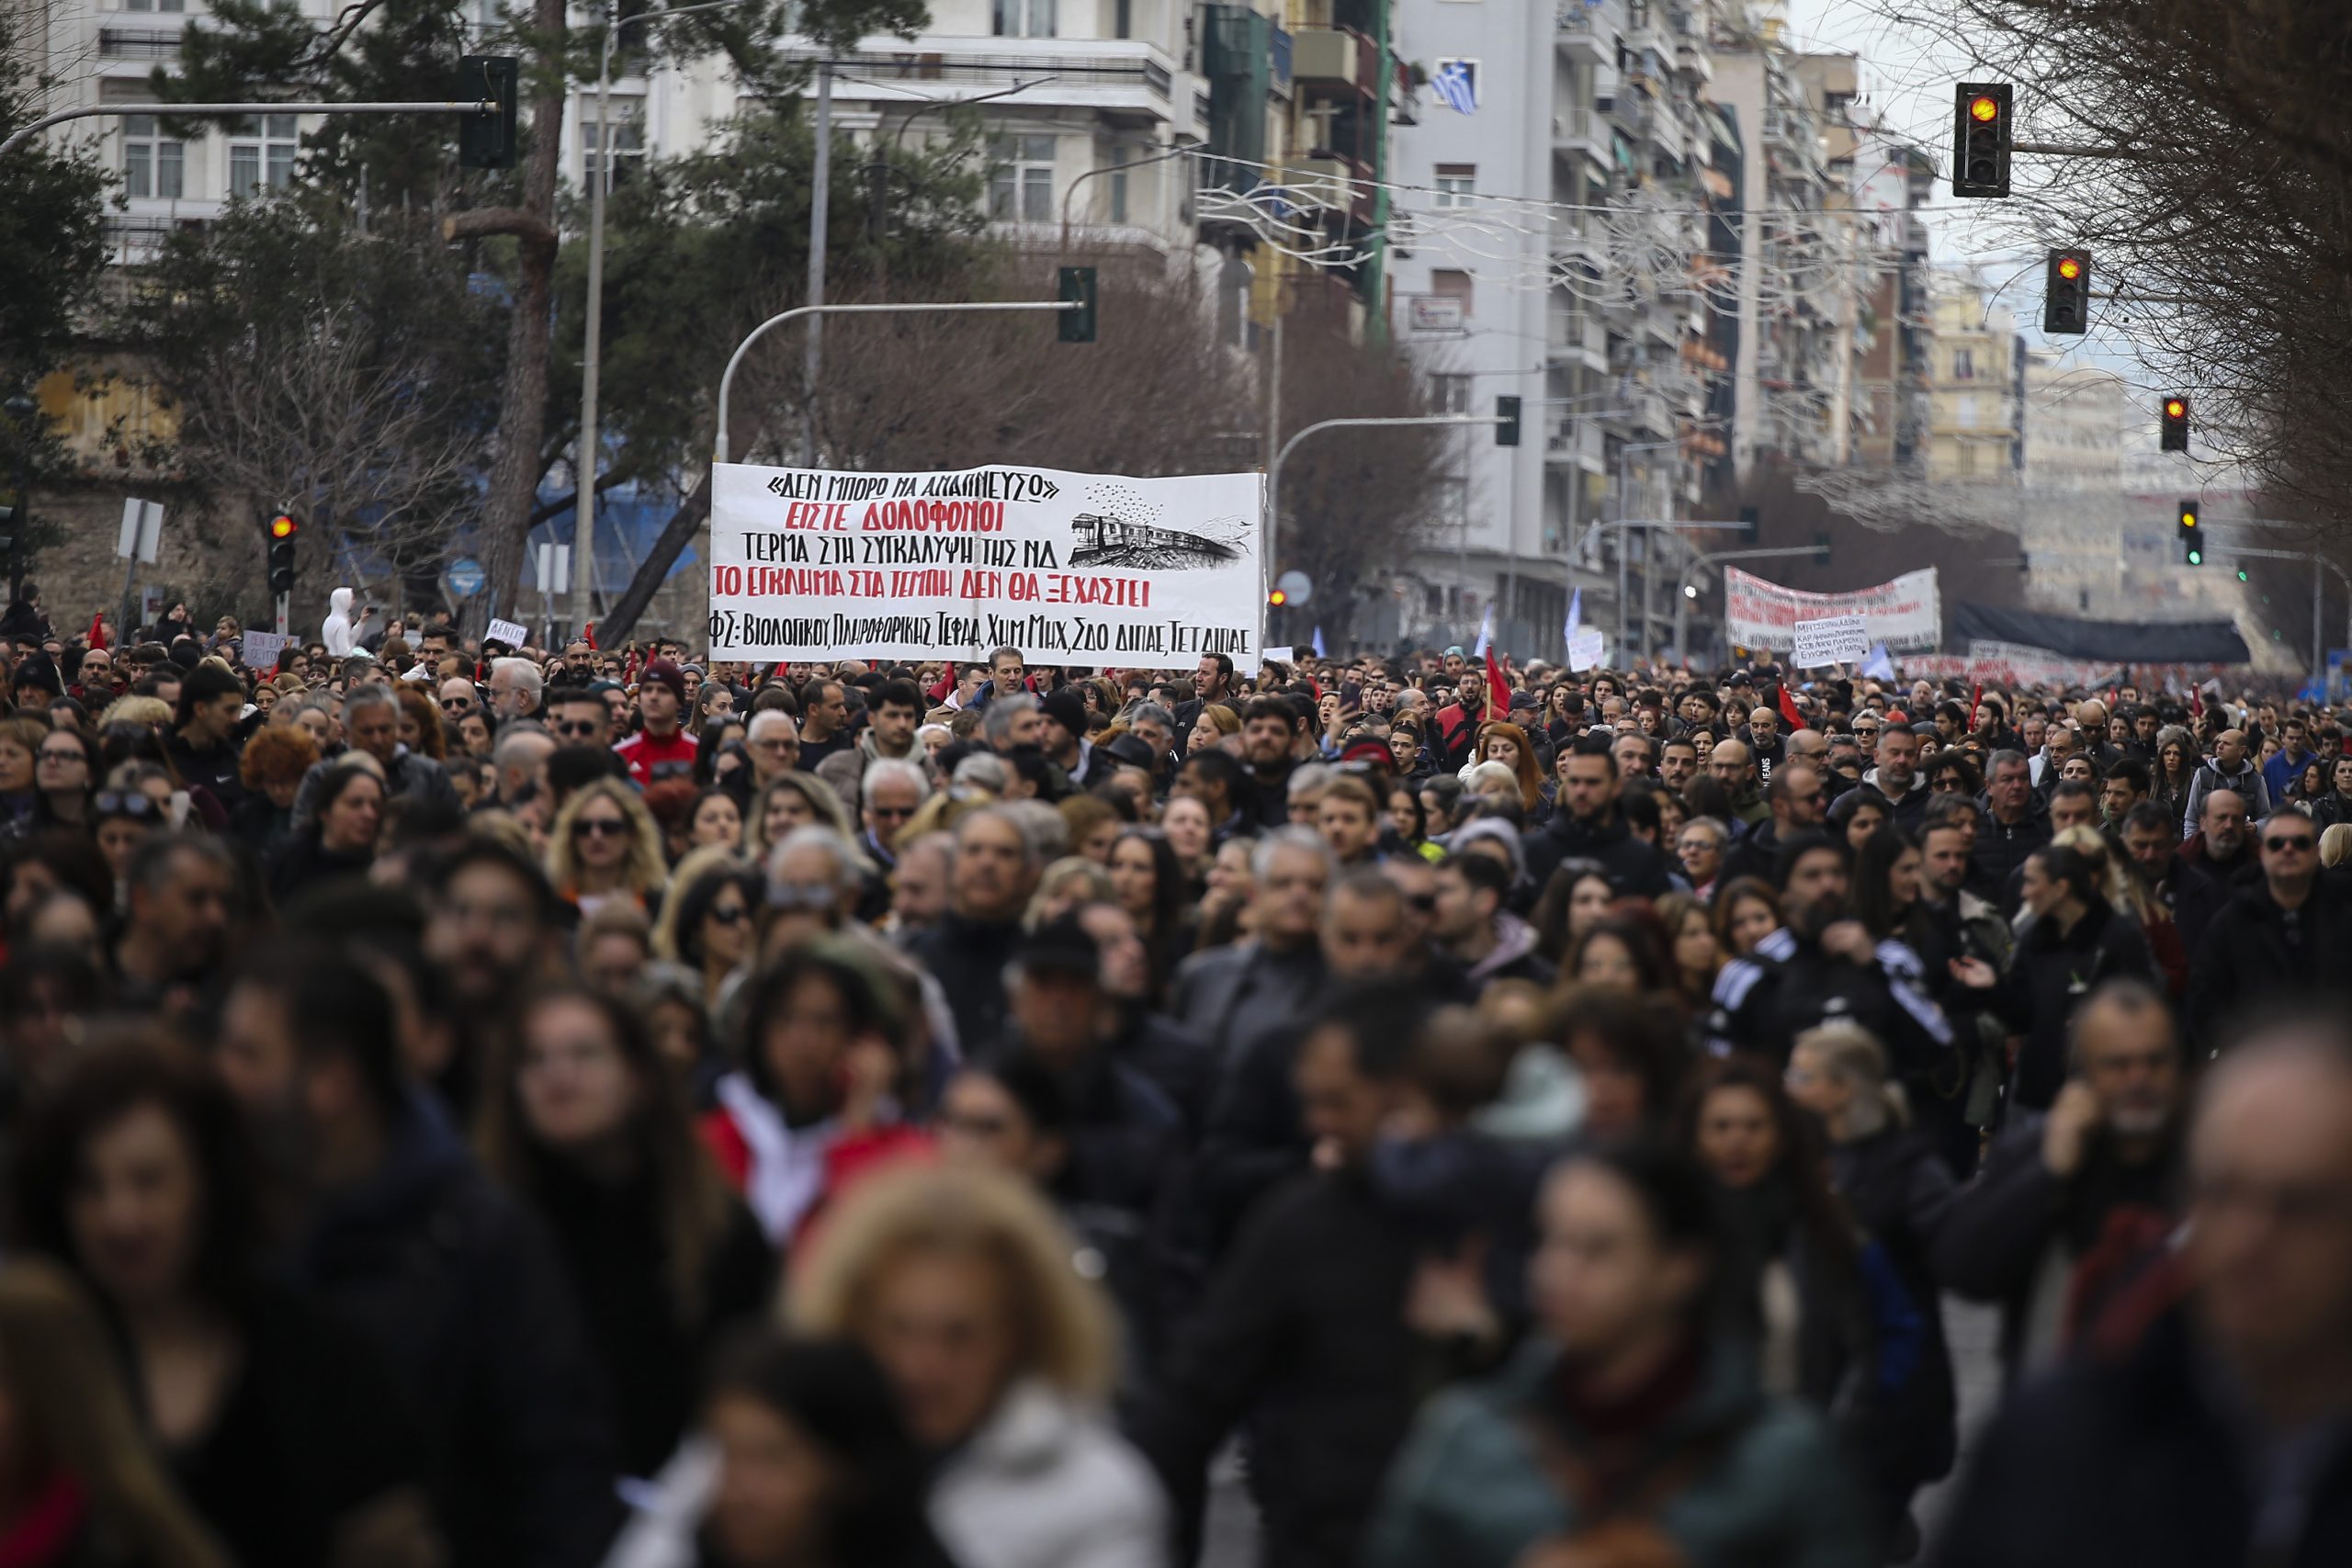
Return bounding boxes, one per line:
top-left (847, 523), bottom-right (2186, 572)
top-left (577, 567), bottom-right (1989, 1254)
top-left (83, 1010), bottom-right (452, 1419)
top-left (536, 542), bottom-right (571, 594)
top-left (1404, 296), bottom-right (1464, 334)
top-left (117, 499), bottom-right (163, 565)
top-left (1273, 569), bottom-right (1314, 607)
top-left (447, 557), bottom-right (486, 598)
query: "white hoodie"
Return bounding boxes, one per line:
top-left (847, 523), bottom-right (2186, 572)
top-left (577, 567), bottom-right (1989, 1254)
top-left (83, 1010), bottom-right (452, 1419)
top-left (322, 586), bottom-right (355, 657)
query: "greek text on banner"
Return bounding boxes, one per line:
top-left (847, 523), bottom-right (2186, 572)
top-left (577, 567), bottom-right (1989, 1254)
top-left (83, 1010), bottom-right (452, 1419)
top-left (1723, 566), bottom-right (1940, 653)
top-left (1792, 614), bottom-right (1870, 670)
top-left (707, 463), bottom-right (1265, 673)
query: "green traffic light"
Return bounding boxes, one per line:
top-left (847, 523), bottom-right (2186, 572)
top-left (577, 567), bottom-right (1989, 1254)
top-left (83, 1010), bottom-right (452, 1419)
top-left (2188, 548), bottom-right (2202, 565)
top-left (2236, 569), bottom-right (2249, 581)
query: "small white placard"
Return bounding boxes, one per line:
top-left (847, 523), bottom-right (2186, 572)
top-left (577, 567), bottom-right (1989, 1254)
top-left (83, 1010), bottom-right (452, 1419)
top-left (1792, 613), bottom-right (1869, 669)
top-left (486, 617), bottom-right (529, 649)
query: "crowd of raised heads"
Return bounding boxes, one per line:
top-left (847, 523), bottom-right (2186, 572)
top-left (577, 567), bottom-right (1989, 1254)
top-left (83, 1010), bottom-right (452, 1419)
top-left (0, 585), bottom-right (2349, 1568)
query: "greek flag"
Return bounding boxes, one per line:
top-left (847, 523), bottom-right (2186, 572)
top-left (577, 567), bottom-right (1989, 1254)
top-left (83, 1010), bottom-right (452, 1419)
top-left (1312, 625), bottom-right (1329, 660)
top-left (1565, 587), bottom-right (1583, 642)
top-left (1431, 59), bottom-right (1477, 115)
top-left (1472, 604), bottom-right (1496, 660)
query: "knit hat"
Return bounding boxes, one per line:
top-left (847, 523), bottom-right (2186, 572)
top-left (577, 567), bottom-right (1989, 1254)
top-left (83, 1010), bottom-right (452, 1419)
top-left (1040, 685), bottom-right (1088, 741)
top-left (639, 660), bottom-right (688, 703)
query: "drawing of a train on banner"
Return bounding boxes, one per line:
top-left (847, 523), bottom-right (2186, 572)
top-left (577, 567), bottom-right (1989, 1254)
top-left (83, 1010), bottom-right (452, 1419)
top-left (1069, 512), bottom-right (1246, 571)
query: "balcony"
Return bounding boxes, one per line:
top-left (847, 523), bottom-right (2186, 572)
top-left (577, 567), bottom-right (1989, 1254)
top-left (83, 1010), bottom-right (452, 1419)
top-left (99, 28), bottom-right (182, 59)
top-left (809, 38), bottom-right (1181, 126)
top-left (1555, 0), bottom-right (1613, 63)
top-left (1547, 416), bottom-right (1609, 471)
top-left (1549, 307), bottom-right (1609, 369)
top-left (1291, 27), bottom-right (1364, 91)
top-left (1552, 105), bottom-right (1607, 165)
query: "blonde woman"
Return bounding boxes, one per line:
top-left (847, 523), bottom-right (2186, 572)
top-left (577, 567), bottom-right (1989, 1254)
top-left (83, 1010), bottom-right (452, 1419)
top-left (547, 777), bottom-right (668, 918)
top-left (1025, 856), bottom-right (1115, 930)
top-left (2322, 821), bottom-right (2352, 870)
top-left (791, 1166), bottom-right (1166, 1568)
top-left (743, 772), bottom-right (854, 863)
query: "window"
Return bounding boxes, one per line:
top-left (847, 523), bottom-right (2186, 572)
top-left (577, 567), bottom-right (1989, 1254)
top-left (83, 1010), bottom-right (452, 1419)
top-left (1954, 393), bottom-right (1976, 429)
top-left (1434, 163), bottom-right (1476, 209)
top-left (1430, 373), bottom-right (1473, 413)
top-left (992, 0), bottom-right (1056, 38)
top-left (123, 0), bottom-right (187, 12)
top-left (583, 110), bottom-right (644, 190)
top-left (989, 135), bottom-right (1056, 222)
top-left (1431, 267), bottom-right (1474, 320)
top-left (1951, 347), bottom-right (1975, 380)
top-left (120, 116), bottom-right (184, 200)
top-left (228, 114), bottom-right (299, 197)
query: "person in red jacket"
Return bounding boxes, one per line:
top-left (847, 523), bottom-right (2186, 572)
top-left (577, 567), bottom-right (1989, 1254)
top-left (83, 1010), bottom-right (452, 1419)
top-left (614, 659), bottom-right (698, 787)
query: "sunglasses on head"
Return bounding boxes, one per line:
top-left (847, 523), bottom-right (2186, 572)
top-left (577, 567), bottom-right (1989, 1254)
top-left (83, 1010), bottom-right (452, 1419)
top-left (95, 791), bottom-right (160, 818)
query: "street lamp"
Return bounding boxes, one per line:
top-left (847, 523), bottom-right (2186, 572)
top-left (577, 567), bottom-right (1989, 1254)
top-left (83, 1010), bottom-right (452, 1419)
top-left (575, 0), bottom-right (752, 640)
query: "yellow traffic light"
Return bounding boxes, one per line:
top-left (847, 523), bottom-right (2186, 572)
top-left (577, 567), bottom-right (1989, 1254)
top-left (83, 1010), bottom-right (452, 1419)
top-left (2056, 255), bottom-right (2082, 281)
top-left (1268, 589), bottom-right (1287, 606)
top-left (2165, 398), bottom-right (2186, 419)
top-left (1969, 94), bottom-right (2000, 123)
top-left (268, 513), bottom-right (299, 539)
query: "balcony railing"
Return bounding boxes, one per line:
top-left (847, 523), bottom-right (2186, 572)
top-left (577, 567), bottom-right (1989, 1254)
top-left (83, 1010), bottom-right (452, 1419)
top-left (99, 28), bottom-right (181, 58)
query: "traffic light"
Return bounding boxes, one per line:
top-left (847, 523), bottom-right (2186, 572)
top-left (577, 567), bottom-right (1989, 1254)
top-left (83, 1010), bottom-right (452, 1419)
top-left (1057, 265), bottom-right (1098, 344)
top-left (1952, 83), bottom-right (2011, 198)
top-left (267, 512), bottom-right (299, 593)
top-left (456, 55), bottom-right (519, 171)
top-left (2236, 568), bottom-right (2250, 582)
top-left (2043, 249), bottom-right (2089, 334)
top-left (1494, 395), bottom-right (1521, 447)
top-left (1267, 587), bottom-right (1287, 607)
top-left (2177, 499), bottom-right (2200, 566)
top-left (2160, 395), bottom-right (2189, 452)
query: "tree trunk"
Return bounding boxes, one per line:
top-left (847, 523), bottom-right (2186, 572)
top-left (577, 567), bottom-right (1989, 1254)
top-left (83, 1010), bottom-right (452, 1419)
top-left (470, 0), bottom-right (567, 634)
top-left (595, 465), bottom-right (713, 647)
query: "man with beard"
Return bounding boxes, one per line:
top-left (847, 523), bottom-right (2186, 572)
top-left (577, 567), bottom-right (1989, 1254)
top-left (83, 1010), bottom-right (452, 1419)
top-left (1521, 736), bottom-right (1677, 896)
top-left (2187, 809), bottom-right (2352, 1045)
top-left (419, 837), bottom-right (564, 1114)
top-left (1239, 695), bottom-right (1304, 827)
top-left (213, 945), bottom-right (619, 1568)
top-left (1933, 978), bottom-right (2188, 1384)
top-left (1706, 830), bottom-right (1954, 1076)
top-left (2175, 788), bottom-right (2254, 953)
top-left (1716, 758), bottom-right (1826, 888)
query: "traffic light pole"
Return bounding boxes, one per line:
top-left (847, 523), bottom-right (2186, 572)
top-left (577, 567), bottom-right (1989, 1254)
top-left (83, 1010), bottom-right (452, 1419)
top-left (0, 98), bottom-right (497, 160)
top-left (1266, 413), bottom-right (1506, 631)
top-left (1577, 520), bottom-right (1750, 664)
top-left (712, 299), bottom-right (1079, 465)
top-left (2202, 544), bottom-right (2352, 691)
top-left (1673, 545), bottom-right (1824, 667)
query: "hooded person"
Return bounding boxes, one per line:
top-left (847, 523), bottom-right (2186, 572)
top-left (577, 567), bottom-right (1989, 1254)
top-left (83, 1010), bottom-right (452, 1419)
top-left (322, 586), bottom-right (356, 658)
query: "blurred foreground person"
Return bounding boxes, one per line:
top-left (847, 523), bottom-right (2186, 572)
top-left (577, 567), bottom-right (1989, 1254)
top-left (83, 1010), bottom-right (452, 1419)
top-left (1367, 1142), bottom-right (1870, 1567)
top-left (1933, 1010), bottom-right (2352, 1567)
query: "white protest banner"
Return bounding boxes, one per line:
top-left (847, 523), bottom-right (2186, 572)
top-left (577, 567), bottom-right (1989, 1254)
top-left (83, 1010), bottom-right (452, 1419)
top-left (1723, 567), bottom-right (1940, 652)
top-left (486, 617), bottom-right (530, 649)
top-left (240, 630), bottom-right (290, 671)
top-left (1792, 614), bottom-right (1869, 669)
top-left (1896, 644), bottom-right (2128, 691)
top-left (1567, 626), bottom-right (1606, 672)
top-left (707, 462), bottom-right (1266, 672)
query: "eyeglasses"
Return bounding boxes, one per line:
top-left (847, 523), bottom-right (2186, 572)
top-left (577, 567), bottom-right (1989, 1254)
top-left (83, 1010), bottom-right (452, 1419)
top-left (767, 881), bottom-right (838, 912)
top-left (2264, 835), bottom-right (2315, 852)
top-left (572, 817), bottom-right (628, 839)
top-left (440, 697), bottom-right (472, 711)
top-left (706, 903), bottom-right (748, 926)
top-left (95, 791), bottom-right (160, 818)
top-left (37, 748), bottom-right (85, 766)
top-left (554, 720), bottom-right (603, 738)
top-left (1933, 775), bottom-right (1967, 791)
top-left (868, 803), bottom-right (916, 821)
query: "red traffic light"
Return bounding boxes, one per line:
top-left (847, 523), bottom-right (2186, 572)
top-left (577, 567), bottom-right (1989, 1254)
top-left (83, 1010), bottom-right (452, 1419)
top-left (2056, 255), bottom-right (2082, 281)
top-left (268, 513), bottom-right (299, 539)
top-left (1268, 589), bottom-right (1287, 606)
top-left (1968, 94), bottom-right (2000, 123)
top-left (2164, 399), bottom-right (2186, 419)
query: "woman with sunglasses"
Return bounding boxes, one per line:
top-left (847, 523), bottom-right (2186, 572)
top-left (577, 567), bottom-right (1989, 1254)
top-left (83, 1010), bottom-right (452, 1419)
top-left (547, 778), bottom-right (670, 922)
top-left (655, 851), bottom-right (763, 1011)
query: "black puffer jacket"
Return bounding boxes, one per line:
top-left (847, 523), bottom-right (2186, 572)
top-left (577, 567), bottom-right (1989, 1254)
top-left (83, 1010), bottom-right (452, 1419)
top-left (1521, 806), bottom-right (1676, 898)
top-left (1998, 900), bottom-right (2154, 1111)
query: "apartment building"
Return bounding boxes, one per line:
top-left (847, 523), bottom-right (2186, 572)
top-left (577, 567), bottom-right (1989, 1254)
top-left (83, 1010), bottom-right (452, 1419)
top-left (1924, 268), bottom-right (2023, 483)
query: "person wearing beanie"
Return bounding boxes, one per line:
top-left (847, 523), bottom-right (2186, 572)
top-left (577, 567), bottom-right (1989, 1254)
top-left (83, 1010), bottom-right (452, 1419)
top-left (1036, 684), bottom-right (1103, 788)
top-left (616, 658), bottom-right (698, 788)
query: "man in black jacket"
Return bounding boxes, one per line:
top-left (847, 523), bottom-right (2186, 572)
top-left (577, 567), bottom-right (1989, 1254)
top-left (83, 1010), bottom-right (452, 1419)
top-left (1973, 750), bottom-right (2051, 908)
top-left (1707, 830), bottom-right (1953, 1074)
top-left (1520, 734), bottom-right (1676, 897)
top-left (905, 806), bottom-right (1037, 1060)
top-left (1932, 978), bottom-right (2184, 1385)
top-left (1238, 694), bottom-right (1302, 827)
top-left (1138, 983), bottom-right (1445, 1568)
top-left (1933, 1011), bottom-right (2352, 1568)
top-left (2186, 811), bottom-right (2352, 1046)
top-left (216, 948), bottom-right (619, 1568)
top-left (1716, 757), bottom-right (1827, 889)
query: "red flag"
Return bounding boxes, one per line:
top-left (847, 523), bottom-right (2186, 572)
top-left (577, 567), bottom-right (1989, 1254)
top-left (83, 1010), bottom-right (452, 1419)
top-left (583, 621), bottom-right (596, 650)
top-left (86, 613), bottom-right (107, 651)
top-left (1485, 647), bottom-right (1511, 716)
top-left (1969, 683), bottom-right (1983, 731)
top-left (1777, 684), bottom-right (1803, 728)
top-left (2190, 683), bottom-right (2203, 719)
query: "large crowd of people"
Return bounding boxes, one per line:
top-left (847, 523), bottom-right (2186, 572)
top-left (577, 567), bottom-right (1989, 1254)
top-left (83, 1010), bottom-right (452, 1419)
top-left (1, 582), bottom-right (2350, 1568)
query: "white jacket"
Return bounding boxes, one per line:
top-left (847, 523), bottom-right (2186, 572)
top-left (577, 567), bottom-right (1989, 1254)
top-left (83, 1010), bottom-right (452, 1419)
top-left (321, 586), bottom-right (356, 657)
top-left (603, 1381), bottom-right (1166, 1568)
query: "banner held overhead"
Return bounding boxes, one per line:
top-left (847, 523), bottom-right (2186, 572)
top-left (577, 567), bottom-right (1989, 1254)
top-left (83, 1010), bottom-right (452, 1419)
top-left (707, 463), bottom-right (1265, 672)
top-left (1792, 615), bottom-right (1870, 669)
top-left (1723, 566), bottom-right (1940, 652)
